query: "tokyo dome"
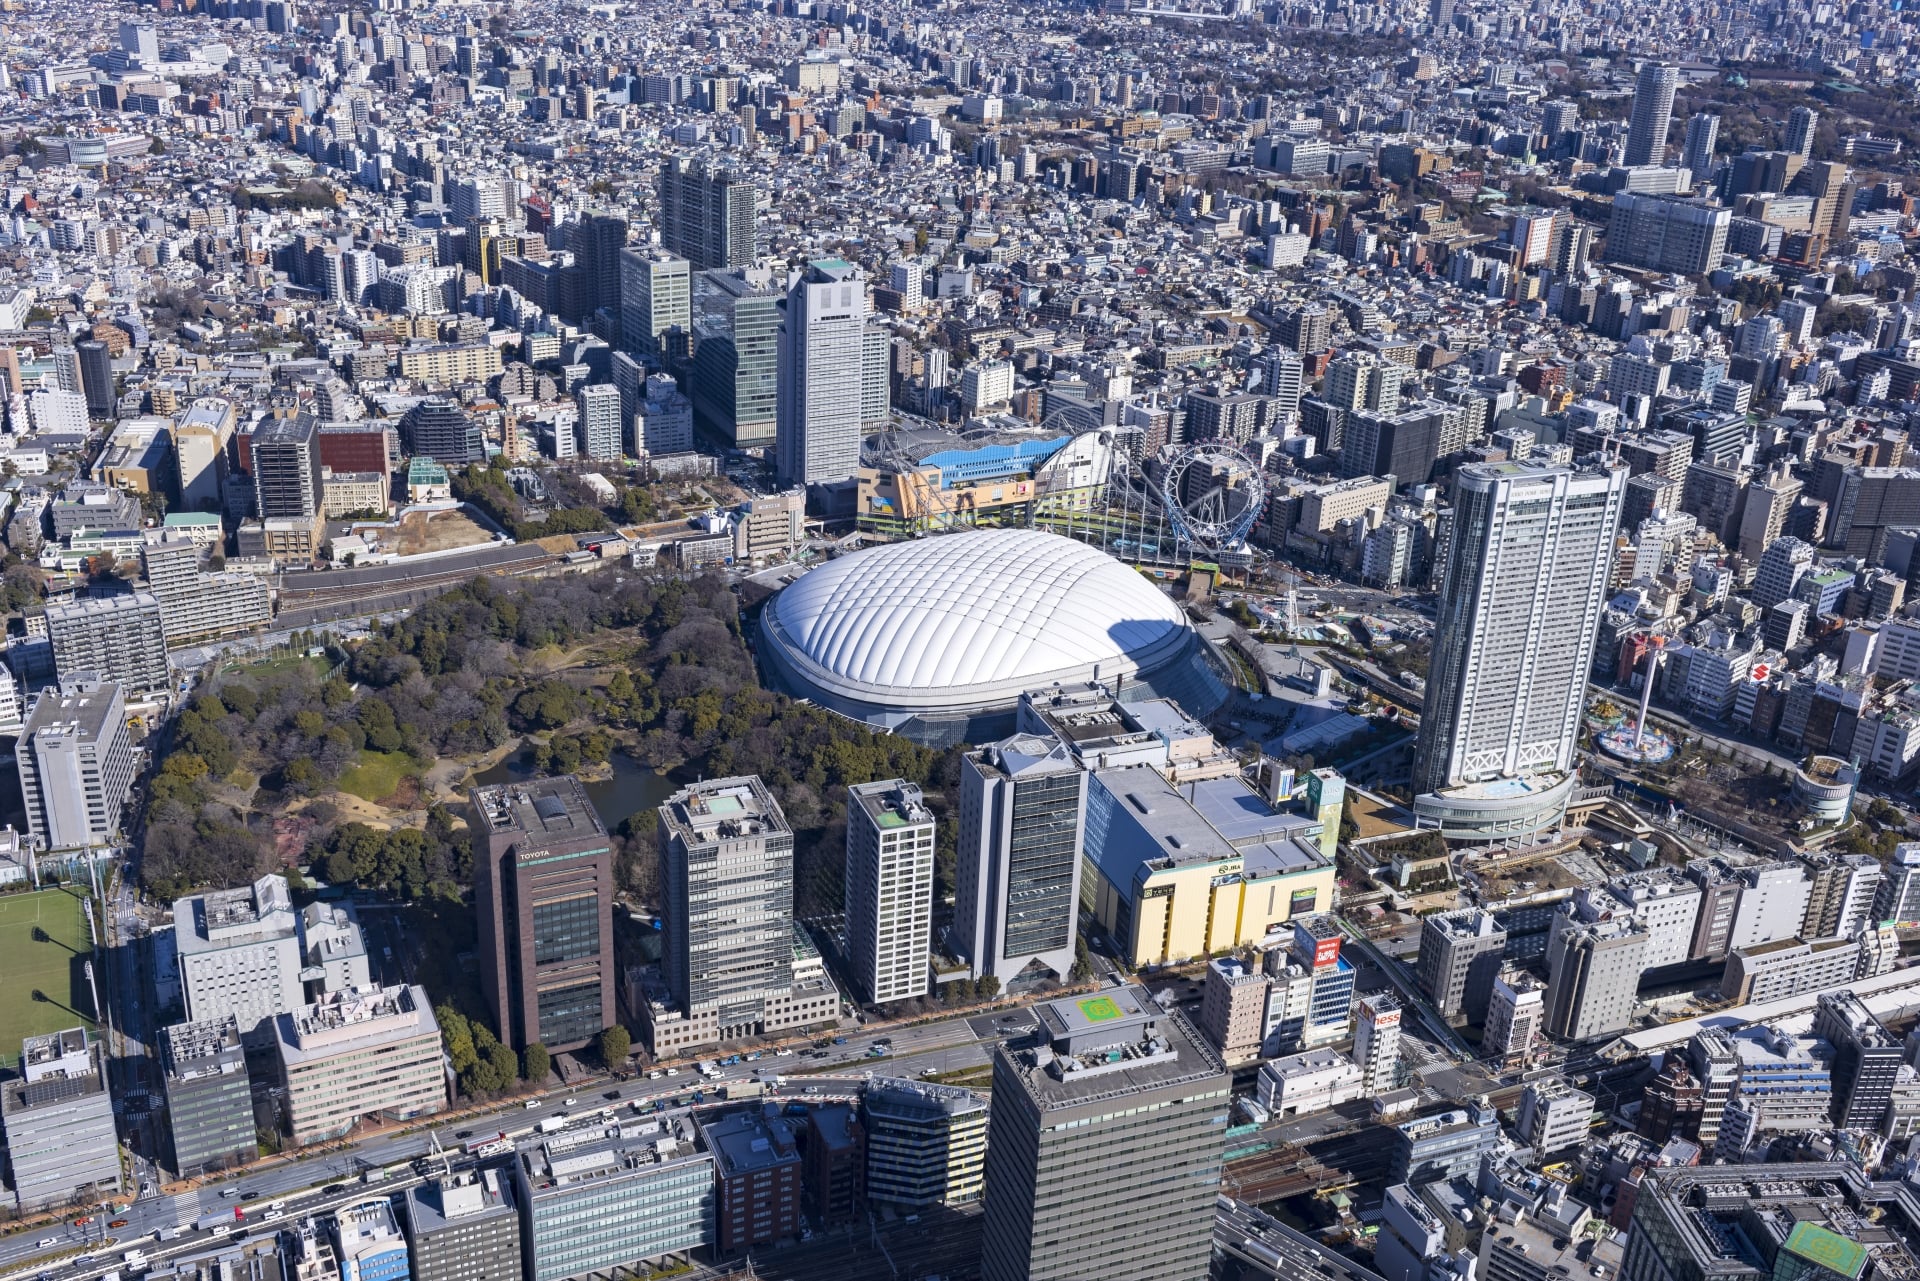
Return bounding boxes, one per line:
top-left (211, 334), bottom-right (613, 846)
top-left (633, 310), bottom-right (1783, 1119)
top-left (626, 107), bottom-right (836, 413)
top-left (758, 528), bottom-right (1228, 744)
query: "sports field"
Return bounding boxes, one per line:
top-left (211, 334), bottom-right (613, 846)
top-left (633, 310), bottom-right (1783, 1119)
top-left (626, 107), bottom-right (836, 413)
top-left (0, 885), bottom-right (95, 1067)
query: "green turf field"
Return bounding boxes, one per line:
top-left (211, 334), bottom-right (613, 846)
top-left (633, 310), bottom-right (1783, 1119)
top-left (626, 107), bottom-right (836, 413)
top-left (338, 749), bottom-right (413, 802)
top-left (0, 885), bottom-right (95, 1067)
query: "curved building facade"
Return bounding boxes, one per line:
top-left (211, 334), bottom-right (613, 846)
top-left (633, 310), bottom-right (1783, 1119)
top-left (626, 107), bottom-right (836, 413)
top-left (760, 529), bottom-right (1227, 744)
top-left (1412, 773), bottom-right (1578, 842)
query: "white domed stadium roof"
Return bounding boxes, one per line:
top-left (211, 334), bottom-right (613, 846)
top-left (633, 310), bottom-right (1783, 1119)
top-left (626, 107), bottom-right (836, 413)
top-left (761, 530), bottom-right (1197, 728)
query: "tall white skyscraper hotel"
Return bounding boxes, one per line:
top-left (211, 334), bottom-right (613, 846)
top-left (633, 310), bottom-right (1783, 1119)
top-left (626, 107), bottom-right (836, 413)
top-left (1413, 460), bottom-right (1626, 840)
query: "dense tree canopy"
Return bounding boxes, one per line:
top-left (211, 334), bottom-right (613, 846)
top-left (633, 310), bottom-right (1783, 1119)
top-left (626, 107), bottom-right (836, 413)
top-left (144, 567), bottom-right (966, 921)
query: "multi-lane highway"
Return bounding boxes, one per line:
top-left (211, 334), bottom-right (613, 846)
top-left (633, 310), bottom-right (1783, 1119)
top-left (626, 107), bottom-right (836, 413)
top-left (0, 1000), bottom-right (1016, 1281)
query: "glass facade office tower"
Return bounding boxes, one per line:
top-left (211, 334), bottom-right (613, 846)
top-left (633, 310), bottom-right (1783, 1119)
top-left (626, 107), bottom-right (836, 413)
top-left (953, 734), bottom-right (1086, 984)
top-left (619, 247), bottom-right (691, 359)
top-left (469, 777), bottom-right (616, 1050)
top-left (691, 267), bottom-right (780, 447)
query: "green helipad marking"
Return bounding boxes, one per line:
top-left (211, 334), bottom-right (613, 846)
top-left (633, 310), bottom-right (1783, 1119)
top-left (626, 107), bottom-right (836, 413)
top-left (1078, 996), bottom-right (1123, 1023)
top-left (1782, 1222), bottom-right (1866, 1280)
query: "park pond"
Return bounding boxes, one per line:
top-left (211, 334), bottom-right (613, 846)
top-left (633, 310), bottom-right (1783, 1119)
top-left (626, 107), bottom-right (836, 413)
top-left (472, 748), bottom-right (676, 832)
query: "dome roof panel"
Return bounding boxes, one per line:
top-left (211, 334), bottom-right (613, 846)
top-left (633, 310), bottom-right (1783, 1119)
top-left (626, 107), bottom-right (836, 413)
top-left (772, 529), bottom-right (1188, 694)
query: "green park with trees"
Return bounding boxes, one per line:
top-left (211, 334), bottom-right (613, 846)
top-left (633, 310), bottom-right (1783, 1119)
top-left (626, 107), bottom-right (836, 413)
top-left (142, 568), bottom-right (970, 1089)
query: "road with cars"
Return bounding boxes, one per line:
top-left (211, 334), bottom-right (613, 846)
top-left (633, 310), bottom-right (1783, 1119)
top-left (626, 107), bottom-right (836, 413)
top-left (0, 999), bottom-right (1023, 1281)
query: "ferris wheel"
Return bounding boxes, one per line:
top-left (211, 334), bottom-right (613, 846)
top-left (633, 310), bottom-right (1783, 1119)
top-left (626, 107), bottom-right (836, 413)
top-left (1160, 442), bottom-right (1267, 553)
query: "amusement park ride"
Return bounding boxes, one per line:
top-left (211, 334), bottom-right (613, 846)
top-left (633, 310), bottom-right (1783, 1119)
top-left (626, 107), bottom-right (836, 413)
top-left (867, 408), bottom-right (1274, 573)
top-left (1032, 426), bottom-right (1270, 572)
top-left (1596, 637), bottom-right (1679, 765)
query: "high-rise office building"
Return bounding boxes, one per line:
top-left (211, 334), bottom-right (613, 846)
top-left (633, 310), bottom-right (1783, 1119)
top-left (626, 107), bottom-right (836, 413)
top-left (691, 267), bottom-right (781, 448)
top-left (657, 156), bottom-right (757, 271)
top-left (160, 1016), bottom-right (254, 1176)
top-left (174, 873), bottom-right (304, 1037)
top-left (1813, 991), bottom-right (1901, 1130)
top-left (45, 592), bottom-right (170, 694)
top-left (119, 19), bottom-right (159, 65)
top-left (515, 1129), bottom-right (715, 1281)
top-left (16, 676), bottom-right (136, 853)
top-left (1543, 918), bottom-right (1646, 1042)
top-left (75, 338), bottom-right (113, 418)
top-left (1623, 63), bottom-right (1678, 167)
top-left (618, 247), bottom-right (691, 357)
top-left (1785, 105), bottom-right (1818, 159)
top-left (251, 413), bottom-right (324, 518)
top-left (656, 775), bottom-right (797, 1037)
top-left (574, 382), bottom-right (624, 460)
top-left (1282, 915), bottom-right (1357, 1047)
top-left (0, 1028), bottom-right (122, 1212)
top-left (776, 258), bottom-right (868, 488)
top-left (1353, 992), bottom-right (1401, 1093)
top-left (1682, 112), bottom-right (1720, 184)
top-left (953, 734), bottom-right (1086, 984)
top-left (981, 986), bottom-right (1229, 1281)
top-left (1413, 461), bottom-right (1625, 838)
top-left (845, 780), bottom-right (935, 1006)
top-left (469, 777), bottom-right (616, 1051)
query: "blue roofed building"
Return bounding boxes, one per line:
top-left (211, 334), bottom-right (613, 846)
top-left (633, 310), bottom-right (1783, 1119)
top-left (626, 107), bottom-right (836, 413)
top-left (854, 424), bottom-right (1120, 536)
